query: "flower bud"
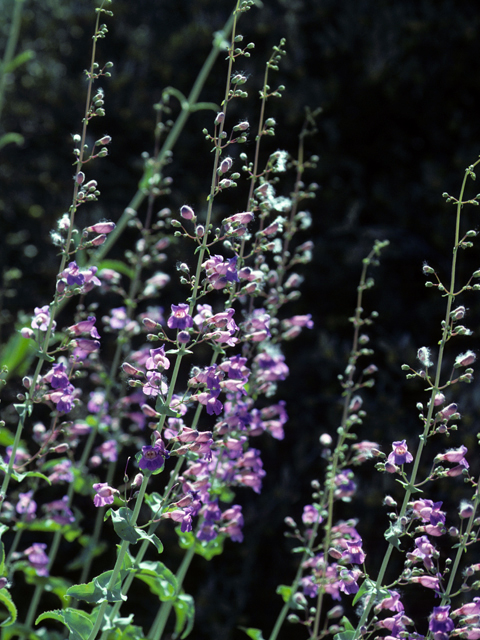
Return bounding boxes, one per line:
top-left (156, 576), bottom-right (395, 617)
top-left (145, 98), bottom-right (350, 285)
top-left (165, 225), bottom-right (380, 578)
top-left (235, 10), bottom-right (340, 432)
top-left (86, 222), bottom-right (115, 234)
top-left (122, 362), bottom-right (143, 376)
top-left (319, 433), bottom-right (333, 446)
top-left (96, 135), bottom-right (112, 146)
top-left (180, 205), bottom-right (195, 220)
top-left (215, 112), bottom-right (225, 125)
top-left (90, 234), bottom-right (107, 246)
top-left (76, 171), bottom-right (85, 185)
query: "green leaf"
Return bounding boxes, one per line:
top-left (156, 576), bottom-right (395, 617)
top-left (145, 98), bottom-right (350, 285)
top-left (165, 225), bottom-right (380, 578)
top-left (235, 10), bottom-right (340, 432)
top-left (136, 561), bottom-right (177, 601)
top-left (395, 479), bottom-right (423, 494)
top-left (107, 507), bottom-right (140, 544)
top-left (0, 332), bottom-right (35, 377)
top-left (144, 492), bottom-right (163, 517)
top-left (384, 523), bottom-right (403, 550)
top-left (35, 609), bottom-right (94, 640)
top-left (341, 616), bottom-right (355, 631)
top-left (97, 260), bottom-right (135, 280)
top-left (13, 403), bottom-right (31, 419)
top-left (135, 530), bottom-right (163, 553)
top-left (155, 397), bottom-right (180, 417)
top-left (4, 49), bottom-right (35, 73)
top-left (0, 589), bottom-right (17, 626)
top-left (352, 579), bottom-right (376, 606)
top-left (334, 632), bottom-right (356, 640)
top-left (189, 101), bottom-right (219, 113)
top-left (173, 593), bottom-right (195, 639)
top-left (176, 528), bottom-right (225, 560)
top-left (66, 570), bottom-right (126, 604)
top-left (0, 132), bottom-right (25, 150)
top-left (275, 584), bottom-right (293, 604)
top-left (238, 627), bottom-right (266, 640)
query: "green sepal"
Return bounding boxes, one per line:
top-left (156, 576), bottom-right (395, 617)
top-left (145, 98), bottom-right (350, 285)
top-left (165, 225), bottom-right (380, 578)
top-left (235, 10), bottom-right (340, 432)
top-left (173, 593), bottom-right (195, 639)
top-left (35, 608), bottom-right (94, 640)
top-left (66, 570), bottom-right (127, 604)
top-left (135, 560), bottom-right (177, 601)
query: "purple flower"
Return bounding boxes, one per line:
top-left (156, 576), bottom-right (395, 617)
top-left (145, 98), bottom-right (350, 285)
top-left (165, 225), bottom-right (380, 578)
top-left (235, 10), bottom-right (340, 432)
top-left (88, 390), bottom-right (108, 414)
top-left (48, 459), bottom-right (73, 484)
top-left (61, 261), bottom-right (85, 286)
top-left (342, 539), bottom-right (366, 565)
top-left (142, 370), bottom-right (168, 397)
top-left (429, 606), bottom-right (454, 639)
top-left (334, 469), bottom-right (357, 500)
top-left (374, 590), bottom-right (404, 613)
top-left (31, 306), bottom-right (56, 332)
top-left (104, 306), bottom-right (128, 330)
top-left (43, 496), bottom-right (75, 525)
top-left (388, 440), bottom-right (413, 465)
top-left (202, 255), bottom-right (239, 289)
top-left (25, 543), bottom-right (49, 576)
top-left (97, 439), bottom-right (118, 462)
top-left (67, 316), bottom-right (99, 337)
top-left (167, 304), bottom-right (193, 330)
top-left (93, 482), bottom-right (118, 507)
top-left (72, 338), bottom-right (101, 361)
top-left (339, 568), bottom-right (361, 595)
top-left (435, 445), bottom-right (469, 467)
top-left (302, 505), bottom-right (322, 525)
top-left (47, 362), bottom-right (70, 389)
top-left (138, 441), bottom-right (170, 472)
top-left (408, 535), bottom-right (436, 571)
top-left (16, 491), bottom-right (37, 520)
top-left (145, 346), bottom-right (170, 371)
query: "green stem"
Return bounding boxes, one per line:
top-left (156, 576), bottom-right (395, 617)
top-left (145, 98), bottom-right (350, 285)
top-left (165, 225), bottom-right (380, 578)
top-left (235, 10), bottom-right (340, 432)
top-left (92, 10), bottom-right (236, 267)
top-left (353, 160), bottom-right (480, 638)
top-left (148, 544), bottom-right (196, 640)
top-left (87, 475), bottom-right (150, 640)
top-left (0, 0), bottom-right (25, 123)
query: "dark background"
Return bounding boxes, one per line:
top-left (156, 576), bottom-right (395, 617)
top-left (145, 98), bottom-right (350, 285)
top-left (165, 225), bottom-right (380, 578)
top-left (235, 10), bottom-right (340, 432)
top-left (1, 0), bottom-right (480, 638)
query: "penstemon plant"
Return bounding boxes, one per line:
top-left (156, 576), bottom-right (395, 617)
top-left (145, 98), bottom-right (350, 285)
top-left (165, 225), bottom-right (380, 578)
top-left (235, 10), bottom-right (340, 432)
top-left (0, 2), bottom-right (479, 640)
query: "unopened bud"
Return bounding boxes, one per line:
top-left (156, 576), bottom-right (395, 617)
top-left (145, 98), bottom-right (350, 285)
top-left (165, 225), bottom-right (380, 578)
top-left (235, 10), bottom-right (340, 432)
top-left (122, 362), bottom-right (142, 376)
top-left (95, 135), bottom-right (112, 146)
top-left (180, 205), bottom-right (195, 220)
top-left (91, 234), bottom-right (107, 246)
top-left (50, 443), bottom-right (69, 454)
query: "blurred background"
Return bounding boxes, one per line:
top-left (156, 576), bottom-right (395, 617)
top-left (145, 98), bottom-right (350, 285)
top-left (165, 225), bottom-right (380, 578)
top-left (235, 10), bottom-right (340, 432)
top-left (1, 0), bottom-right (480, 637)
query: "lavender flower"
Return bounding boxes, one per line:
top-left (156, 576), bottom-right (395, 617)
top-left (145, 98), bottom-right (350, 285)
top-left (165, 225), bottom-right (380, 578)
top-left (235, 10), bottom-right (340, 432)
top-left (387, 440), bottom-right (413, 465)
top-left (93, 482), bottom-right (118, 507)
top-left (138, 440), bottom-right (170, 472)
top-left (167, 303), bottom-right (194, 330)
top-left (429, 606), bottom-right (454, 640)
top-left (24, 543), bottom-right (49, 576)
